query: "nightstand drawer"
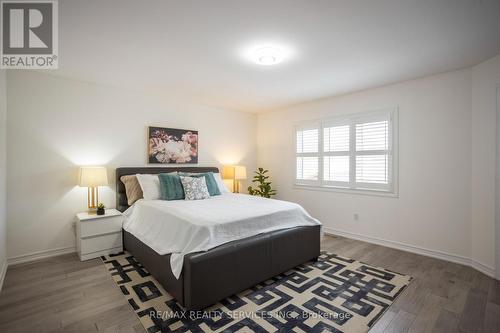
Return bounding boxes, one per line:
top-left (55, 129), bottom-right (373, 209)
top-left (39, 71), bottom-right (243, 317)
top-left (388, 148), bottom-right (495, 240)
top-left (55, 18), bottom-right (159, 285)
top-left (81, 232), bottom-right (122, 254)
top-left (80, 215), bottom-right (122, 238)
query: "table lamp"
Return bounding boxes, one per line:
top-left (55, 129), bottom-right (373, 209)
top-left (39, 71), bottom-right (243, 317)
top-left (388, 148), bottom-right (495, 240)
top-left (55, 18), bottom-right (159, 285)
top-left (223, 165), bottom-right (247, 193)
top-left (79, 166), bottom-right (108, 212)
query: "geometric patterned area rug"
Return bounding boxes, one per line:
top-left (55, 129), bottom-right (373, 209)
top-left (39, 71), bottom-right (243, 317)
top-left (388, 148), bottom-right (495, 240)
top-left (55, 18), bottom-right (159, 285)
top-left (101, 251), bottom-right (412, 333)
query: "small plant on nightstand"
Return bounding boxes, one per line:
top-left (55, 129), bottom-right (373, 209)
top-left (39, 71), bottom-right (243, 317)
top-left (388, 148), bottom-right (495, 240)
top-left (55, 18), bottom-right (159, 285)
top-left (97, 203), bottom-right (105, 215)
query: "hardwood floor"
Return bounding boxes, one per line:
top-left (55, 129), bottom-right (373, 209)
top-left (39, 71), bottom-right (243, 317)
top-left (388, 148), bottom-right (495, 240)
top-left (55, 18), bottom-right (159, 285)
top-left (0, 234), bottom-right (498, 332)
top-left (321, 236), bottom-right (500, 333)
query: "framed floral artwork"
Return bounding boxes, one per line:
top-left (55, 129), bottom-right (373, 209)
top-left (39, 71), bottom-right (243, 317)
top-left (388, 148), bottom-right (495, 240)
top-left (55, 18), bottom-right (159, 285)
top-left (148, 126), bottom-right (198, 164)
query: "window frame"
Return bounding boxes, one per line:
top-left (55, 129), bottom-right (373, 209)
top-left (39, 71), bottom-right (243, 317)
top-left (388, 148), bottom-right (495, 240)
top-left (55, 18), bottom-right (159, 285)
top-left (293, 108), bottom-right (399, 196)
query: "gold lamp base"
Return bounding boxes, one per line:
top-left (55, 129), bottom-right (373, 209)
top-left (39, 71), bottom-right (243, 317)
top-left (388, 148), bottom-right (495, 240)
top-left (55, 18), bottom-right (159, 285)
top-left (87, 187), bottom-right (99, 213)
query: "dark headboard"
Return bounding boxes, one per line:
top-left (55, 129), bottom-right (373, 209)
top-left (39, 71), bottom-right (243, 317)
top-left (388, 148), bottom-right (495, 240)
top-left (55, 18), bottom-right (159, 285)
top-left (116, 167), bottom-right (220, 212)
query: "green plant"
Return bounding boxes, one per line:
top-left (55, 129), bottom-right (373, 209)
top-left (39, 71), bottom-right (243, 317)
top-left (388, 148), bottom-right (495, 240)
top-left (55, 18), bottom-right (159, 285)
top-left (97, 203), bottom-right (105, 210)
top-left (247, 168), bottom-right (277, 198)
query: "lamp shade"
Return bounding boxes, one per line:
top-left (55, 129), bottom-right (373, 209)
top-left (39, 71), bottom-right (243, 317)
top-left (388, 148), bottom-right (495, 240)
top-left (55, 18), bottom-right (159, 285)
top-left (79, 167), bottom-right (108, 187)
top-left (222, 165), bottom-right (235, 180)
top-left (234, 166), bottom-right (247, 180)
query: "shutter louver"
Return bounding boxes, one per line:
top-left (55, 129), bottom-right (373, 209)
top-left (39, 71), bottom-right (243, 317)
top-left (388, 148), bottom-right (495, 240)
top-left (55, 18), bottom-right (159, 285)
top-left (296, 157), bottom-right (319, 180)
top-left (323, 125), bottom-right (350, 183)
top-left (356, 121), bottom-right (388, 151)
top-left (296, 129), bottom-right (318, 153)
top-left (324, 156), bottom-right (349, 182)
top-left (356, 155), bottom-right (388, 184)
top-left (355, 120), bottom-right (389, 185)
top-left (324, 125), bottom-right (349, 152)
top-left (296, 127), bottom-right (319, 181)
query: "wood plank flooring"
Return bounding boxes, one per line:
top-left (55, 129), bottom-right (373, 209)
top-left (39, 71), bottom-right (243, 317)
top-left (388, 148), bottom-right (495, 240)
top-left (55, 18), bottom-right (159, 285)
top-left (0, 234), bottom-right (498, 332)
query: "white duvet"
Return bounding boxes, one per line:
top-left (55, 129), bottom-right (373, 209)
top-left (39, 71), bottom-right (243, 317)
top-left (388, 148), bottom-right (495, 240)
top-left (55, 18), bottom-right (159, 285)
top-left (123, 193), bottom-right (321, 279)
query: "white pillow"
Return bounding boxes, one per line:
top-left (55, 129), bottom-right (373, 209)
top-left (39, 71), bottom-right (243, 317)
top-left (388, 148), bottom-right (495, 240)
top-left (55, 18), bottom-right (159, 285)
top-left (213, 172), bottom-right (230, 193)
top-left (136, 173), bottom-right (176, 200)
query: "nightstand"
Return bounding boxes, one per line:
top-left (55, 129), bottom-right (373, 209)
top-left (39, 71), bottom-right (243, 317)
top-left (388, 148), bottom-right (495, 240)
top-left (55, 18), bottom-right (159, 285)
top-left (76, 209), bottom-right (123, 261)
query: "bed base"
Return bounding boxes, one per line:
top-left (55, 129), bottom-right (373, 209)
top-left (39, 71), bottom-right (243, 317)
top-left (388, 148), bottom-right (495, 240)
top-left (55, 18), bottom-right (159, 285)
top-left (124, 225), bottom-right (321, 310)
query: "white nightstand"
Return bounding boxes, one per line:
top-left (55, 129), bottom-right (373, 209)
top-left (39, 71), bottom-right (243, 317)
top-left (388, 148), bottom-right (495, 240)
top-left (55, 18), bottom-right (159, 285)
top-left (76, 209), bottom-right (123, 261)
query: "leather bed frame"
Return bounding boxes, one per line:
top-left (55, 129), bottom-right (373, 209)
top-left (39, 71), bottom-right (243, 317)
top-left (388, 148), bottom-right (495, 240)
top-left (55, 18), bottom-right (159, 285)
top-left (116, 167), bottom-right (321, 310)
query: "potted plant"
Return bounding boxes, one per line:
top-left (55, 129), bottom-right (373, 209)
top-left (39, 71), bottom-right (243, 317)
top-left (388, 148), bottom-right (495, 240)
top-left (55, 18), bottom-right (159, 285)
top-left (247, 168), bottom-right (277, 198)
top-left (97, 203), bottom-right (105, 216)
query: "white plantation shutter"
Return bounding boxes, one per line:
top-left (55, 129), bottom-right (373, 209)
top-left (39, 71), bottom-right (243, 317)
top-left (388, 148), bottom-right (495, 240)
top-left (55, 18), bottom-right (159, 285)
top-left (323, 125), bottom-right (349, 152)
top-left (356, 121), bottom-right (388, 151)
top-left (296, 156), bottom-right (319, 180)
top-left (355, 117), bottom-right (390, 188)
top-left (323, 156), bottom-right (349, 182)
top-left (296, 129), bottom-right (318, 153)
top-left (295, 109), bottom-right (396, 193)
top-left (356, 155), bottom-right (388, 184)
top-left (295, 125), bottom-right (319, 183)
top-left (323, 124), bottom-right (350, 184)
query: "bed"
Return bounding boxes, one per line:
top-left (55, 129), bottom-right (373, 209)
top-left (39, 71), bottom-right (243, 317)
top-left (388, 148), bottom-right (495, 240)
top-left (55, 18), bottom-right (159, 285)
top-left (116, 167), bottom-right (321, 310)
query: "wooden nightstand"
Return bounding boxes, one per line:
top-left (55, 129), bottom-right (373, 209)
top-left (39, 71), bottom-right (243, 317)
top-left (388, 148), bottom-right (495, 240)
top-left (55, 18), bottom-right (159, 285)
top-left (76, 209), bottom-right (123, 261)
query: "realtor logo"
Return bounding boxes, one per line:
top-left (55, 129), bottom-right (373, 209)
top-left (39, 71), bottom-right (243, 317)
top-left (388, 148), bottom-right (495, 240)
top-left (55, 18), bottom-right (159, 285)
top-left (1, 0), bottom-right (58, 69)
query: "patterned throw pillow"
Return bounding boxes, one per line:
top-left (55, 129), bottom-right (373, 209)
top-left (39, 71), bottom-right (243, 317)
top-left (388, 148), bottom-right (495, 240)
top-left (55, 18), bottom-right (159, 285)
top-left (180, 176), bottom-right (210, 200)
top-left (178, 172), bottom-right (221, 196)
top-left (120, 175), bottom-right (143, 205)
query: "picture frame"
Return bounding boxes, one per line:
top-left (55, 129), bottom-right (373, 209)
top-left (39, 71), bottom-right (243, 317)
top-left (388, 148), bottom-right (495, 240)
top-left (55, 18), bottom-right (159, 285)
top-left (147, 126), bottom-right (198, 164)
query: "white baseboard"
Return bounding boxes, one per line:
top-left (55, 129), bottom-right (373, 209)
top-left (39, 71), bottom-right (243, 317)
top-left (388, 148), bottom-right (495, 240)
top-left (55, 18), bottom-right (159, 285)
top-left (470, 260), bottom-right (496, 278)
top-left (7, 246), bottom-right (76, 266)
top-left (0, 259), bottom-right (7, 291)
top-left (2, 229), bottom-right (496, 285)
top-left (323, 227), bottom-right (496, 278)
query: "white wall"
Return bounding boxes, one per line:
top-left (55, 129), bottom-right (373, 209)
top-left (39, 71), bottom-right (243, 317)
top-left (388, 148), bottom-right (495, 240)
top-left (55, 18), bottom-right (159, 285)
top-left (258, 69), bottom-right (476, 266)
top-left (6, 71), bottom-right (257, 260)
top-left (259, 54), bottom-right (500, 276)
top-left (5, 58), bottom-right (499, 275)
top-left (470, 54), bottom-right (500, 278)
top-left (497, 85), bottom-right (500, 280)
top-left (0, 70), bottom-right (7, 286)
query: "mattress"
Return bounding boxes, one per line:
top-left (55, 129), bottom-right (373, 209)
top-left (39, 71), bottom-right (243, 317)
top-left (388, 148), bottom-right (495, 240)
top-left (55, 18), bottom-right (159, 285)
top-left (123, 193), bottom-right (321, 278)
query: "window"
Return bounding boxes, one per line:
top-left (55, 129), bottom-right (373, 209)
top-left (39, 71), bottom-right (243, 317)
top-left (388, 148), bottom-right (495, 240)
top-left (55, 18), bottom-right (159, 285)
top-left (294, 109), bottom-right (397, 194)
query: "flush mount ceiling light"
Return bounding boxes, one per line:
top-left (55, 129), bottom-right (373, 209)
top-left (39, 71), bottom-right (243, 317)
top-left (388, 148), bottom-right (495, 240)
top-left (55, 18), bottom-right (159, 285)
top-left (251, 46), bottom-right (284, 66)
top-left (239, 42), bottom-right (293, 67)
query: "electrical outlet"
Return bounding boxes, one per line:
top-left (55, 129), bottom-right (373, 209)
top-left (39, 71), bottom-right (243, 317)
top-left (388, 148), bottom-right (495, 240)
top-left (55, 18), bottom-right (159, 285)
top-left (353, 213), bottom-right (359, 221)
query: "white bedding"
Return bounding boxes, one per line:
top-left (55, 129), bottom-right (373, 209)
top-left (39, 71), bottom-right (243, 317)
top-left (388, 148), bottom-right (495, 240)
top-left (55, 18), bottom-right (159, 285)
top-left (123, 193), bottom-right (321, 279)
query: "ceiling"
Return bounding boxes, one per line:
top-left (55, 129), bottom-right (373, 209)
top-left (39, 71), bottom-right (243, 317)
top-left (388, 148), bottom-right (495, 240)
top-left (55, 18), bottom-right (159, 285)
top-left (49, 0), bottom-right (500, 113)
